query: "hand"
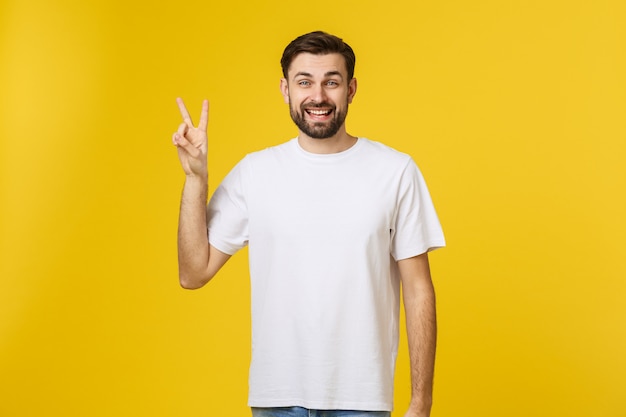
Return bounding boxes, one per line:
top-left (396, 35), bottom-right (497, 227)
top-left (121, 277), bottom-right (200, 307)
top-left (403, 399), bottom-right (431, 417)
top-left (403, 410), bottom-right (430, 417)
top-left (172, 98), bottom-right (209, 178)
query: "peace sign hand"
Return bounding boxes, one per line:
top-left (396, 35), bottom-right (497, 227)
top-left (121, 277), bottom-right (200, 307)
top-left (172, 98), bottom-right (209, 178)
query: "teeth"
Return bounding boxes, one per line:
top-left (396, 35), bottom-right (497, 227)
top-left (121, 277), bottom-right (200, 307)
top-left (308, 109), bottom-right (331, 115)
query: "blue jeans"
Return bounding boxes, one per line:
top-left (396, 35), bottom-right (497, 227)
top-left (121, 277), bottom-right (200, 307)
top-left (251, 407), bottom-right (390, 417)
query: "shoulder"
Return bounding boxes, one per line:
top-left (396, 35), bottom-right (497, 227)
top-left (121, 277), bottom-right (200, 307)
top-left (228, 139), bottom-right (297, 179)
top-left (226, 138), bottom-right (295, 168)
top-left (358, 138), bottom-right (414, 167)
top-left (359, 138), bottom-right (411, 158)
top-left (245, 138), bottom-right (297, 161)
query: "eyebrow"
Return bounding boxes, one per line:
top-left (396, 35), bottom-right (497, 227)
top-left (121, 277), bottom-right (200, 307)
top-left (292, 70), bottom-right (344, 80)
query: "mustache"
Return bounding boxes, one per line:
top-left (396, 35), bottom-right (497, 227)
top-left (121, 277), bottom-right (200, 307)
top-left (301, 102), bottom-right (335, 109)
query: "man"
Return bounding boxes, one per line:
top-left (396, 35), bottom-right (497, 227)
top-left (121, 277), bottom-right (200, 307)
top-left (172, 31), bottom-right (445, 417)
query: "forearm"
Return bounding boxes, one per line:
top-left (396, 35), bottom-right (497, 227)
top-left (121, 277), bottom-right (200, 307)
top-left (399, 254), bottom-right (437, 417)
top-left (404, 282), bottom-right (436, 415)
top-left (177, 174), bottom-right (211, 289)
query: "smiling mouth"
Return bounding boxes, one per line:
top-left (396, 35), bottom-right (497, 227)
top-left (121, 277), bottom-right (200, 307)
top-left (305, 108), bottom-right (333, 117)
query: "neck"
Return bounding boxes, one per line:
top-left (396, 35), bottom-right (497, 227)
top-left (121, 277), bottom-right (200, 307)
top-left (297, 129), bottom-right (358, 154)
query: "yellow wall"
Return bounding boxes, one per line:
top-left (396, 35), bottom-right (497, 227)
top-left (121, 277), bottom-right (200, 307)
top-left (1, 0), bottom-right (624, 416)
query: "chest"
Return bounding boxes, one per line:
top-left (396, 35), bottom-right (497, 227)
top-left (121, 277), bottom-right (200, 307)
top-left (246, 162), bottom-right (399, 241)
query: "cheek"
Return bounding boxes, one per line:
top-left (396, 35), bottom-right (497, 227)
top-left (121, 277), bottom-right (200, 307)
top-left (289, 99), bottom-right (303, 114)
top-left (288, 93), bottom-right (303, 106)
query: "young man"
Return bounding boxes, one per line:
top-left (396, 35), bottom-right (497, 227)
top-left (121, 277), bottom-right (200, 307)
top-left (173, 31), bottom-right (445, 417)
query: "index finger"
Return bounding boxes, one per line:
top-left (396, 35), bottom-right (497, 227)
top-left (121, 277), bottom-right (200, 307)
top-left (198, 99), bottom-right (209, 131)
top-left (176, 97), bottom-right (193, 125)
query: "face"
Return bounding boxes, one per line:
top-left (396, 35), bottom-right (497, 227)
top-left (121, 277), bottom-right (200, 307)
top-left (280, 53), bottom-right (357, 139)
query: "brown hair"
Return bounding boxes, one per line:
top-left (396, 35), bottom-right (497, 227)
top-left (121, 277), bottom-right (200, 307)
top-left (280, 31), bottom-right (356, 80)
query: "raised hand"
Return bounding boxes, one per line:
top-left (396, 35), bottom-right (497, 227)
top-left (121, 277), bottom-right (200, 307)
top-left (172, 98), bottom-right (209, 178)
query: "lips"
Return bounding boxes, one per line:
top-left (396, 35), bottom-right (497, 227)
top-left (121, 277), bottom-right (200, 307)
top-left (306, 108), bottom-right (332, 117)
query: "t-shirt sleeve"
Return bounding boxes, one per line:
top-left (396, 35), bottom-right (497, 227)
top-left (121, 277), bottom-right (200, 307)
top-left (206, 157), bottom-right (250, 255)
top-left (390, 158), bottom-right (446, 261)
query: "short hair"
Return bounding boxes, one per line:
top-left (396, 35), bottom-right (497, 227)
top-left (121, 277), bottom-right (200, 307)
top-left (280, 31), bottom-right (356, 80)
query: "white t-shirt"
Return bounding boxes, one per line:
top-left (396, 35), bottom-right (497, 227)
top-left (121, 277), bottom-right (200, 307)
top-left (207, 138), bottom-right (445, 411)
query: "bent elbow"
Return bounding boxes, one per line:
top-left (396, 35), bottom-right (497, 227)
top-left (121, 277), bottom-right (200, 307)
top-left (179, 279), bottom-right (202, 290)
top-left (178, 271), bottom-right (212, 290)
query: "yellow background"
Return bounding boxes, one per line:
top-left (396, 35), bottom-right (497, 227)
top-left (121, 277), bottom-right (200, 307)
top-left (1, 0), bottom-right (625, 416)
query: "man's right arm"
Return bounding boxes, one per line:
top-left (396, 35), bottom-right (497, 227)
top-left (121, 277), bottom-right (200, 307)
top-left (173, 98), bottom-right (231, 289)
top-left (177, 175), bottom-right (231, 289)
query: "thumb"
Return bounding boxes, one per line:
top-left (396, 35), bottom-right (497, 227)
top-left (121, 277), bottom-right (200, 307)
top-left (173, 133), bottom-right (202, 158)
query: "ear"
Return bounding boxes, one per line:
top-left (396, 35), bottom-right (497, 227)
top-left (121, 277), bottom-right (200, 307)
top-left (280, 78), bottom-right (290, 104)
top-left (347, 78), bottom-right (357, 104)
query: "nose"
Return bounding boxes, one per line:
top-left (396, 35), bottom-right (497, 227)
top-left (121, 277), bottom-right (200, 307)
top-left (310, 83), bottom-right (327, 103)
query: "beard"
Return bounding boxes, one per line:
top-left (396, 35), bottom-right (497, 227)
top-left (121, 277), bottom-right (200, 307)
top-left (289, 100), bottom-right (348, 139)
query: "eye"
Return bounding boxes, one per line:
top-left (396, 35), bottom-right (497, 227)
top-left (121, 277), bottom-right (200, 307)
top-left (297, 80), bottom-right (311, 87)
top-left (326, 80), bottom-right (339, 87)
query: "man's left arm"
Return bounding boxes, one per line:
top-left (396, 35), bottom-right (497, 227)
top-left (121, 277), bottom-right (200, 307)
top-left (398, 252), bottom-right (437, 417)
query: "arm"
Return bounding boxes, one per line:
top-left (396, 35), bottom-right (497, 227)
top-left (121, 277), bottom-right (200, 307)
top-left (173, 98), bottom-right (231, 289)
top-left (397, 252), bottom-right (437, 417)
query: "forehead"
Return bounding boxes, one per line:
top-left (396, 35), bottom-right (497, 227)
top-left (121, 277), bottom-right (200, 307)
top-left (287, 53), bottom-right (348, 79)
